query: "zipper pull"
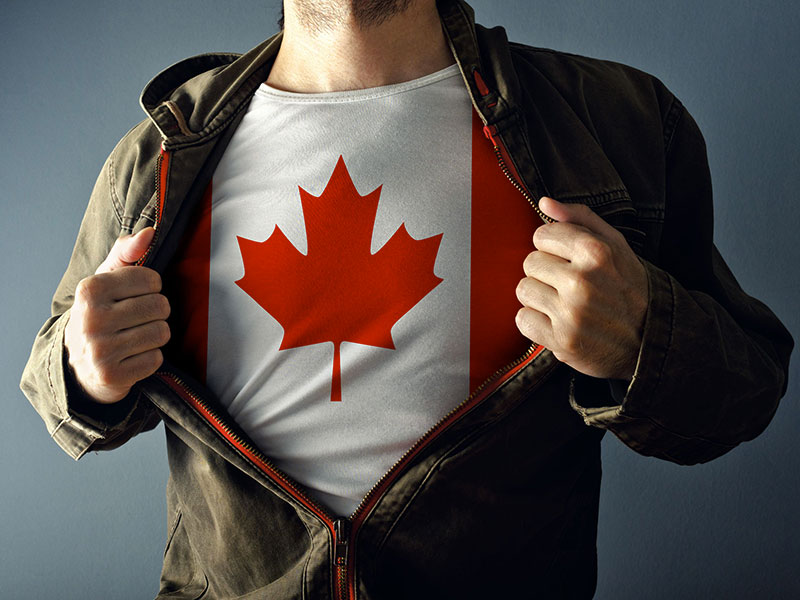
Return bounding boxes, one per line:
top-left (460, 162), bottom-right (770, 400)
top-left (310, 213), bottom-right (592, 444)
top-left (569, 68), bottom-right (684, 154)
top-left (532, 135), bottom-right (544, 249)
top-left (483, 124), bottom-right (499, 147)
top-left (333, 518), bottom-right (351, 566)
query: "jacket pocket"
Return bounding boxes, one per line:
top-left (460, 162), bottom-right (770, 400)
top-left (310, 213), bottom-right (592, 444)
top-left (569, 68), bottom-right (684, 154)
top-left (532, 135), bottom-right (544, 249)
top-left (157, 510), bottom-right (209, 599)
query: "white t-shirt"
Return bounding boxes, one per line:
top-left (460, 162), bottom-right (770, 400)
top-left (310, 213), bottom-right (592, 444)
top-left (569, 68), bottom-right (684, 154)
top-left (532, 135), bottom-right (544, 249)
top-left (164, 62), bottom-right (541, 516)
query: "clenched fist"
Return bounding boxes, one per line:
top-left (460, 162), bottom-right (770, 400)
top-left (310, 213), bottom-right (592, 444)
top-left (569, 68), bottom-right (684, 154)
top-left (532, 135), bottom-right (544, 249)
top-left (64, 227), bottom-right (171, 404)
top-left (515, 197), bottom-right (649, 381)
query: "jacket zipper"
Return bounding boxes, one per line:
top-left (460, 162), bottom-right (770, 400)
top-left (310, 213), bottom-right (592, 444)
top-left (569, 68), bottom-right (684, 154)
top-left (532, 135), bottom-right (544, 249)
top-left (135, 144), bottom-right (170, 267)
top-left (155, 338), bottom-right (543, 600)
top-left (156, 372), bottom-right (336, 526)
top-left (481, 124), bottom-right (554, 225)
top-left (157, 370), bottom-right (358, 598)
top-left (332, 121), bottom-right (553, 599)
top-left (139, 140), bottom-right (353, 597)
top-left (147, 104), bottom-right (550, 600)
top-left (338, 344), bottom-right (545, 599)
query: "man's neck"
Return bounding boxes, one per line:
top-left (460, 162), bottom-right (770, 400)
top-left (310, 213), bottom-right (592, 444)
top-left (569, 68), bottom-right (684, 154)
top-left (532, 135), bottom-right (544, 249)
top-left (266, 0), bottom-right (455, 93)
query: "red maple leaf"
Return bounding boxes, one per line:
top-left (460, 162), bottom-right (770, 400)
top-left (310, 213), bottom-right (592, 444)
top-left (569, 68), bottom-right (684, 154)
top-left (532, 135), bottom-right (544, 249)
top-left (234, 155), bottom-right (444, 402)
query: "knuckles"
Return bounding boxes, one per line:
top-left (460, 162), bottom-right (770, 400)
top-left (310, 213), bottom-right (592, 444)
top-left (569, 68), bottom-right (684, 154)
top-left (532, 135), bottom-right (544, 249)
top-left (575, 236), bottom-right (613, 270)
top-left (74, 275), bottom-right (106, 304)
top-left (563, 273), bottom-right (592, 308)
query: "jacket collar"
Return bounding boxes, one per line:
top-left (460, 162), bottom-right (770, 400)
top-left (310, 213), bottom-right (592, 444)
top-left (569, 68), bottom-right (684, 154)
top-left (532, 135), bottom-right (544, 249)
top-left (138, 0), bottom-right (511, 150)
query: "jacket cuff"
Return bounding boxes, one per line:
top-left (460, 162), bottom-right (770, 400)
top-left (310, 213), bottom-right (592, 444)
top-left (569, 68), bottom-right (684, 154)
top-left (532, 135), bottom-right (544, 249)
top-left (569, 257), bottom-right (670, 425)
top-left (49, 311), bottom-right (140, 459)
top-left (568, 259), bottom-right (737, 464)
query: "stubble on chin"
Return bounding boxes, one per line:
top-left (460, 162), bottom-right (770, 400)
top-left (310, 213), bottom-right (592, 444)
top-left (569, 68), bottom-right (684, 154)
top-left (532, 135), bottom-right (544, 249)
top-left (292, 0), bottom-right (414, 35)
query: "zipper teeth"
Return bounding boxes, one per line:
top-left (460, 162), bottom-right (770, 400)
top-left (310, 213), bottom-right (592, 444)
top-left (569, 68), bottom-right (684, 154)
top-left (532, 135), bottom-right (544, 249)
top-left (338, 566), bottom-right (347, 600)
top-left (491, 145), bottom-right (554, 225)
top-left (136, 149), bottom-right (166, 267)
top-left (156, 371), bottom-right (336, 526)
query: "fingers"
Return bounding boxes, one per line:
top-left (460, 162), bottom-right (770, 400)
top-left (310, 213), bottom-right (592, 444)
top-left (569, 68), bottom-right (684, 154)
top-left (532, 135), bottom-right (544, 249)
top-left (115, 320), bottom-right (171, 359)
top-left (65, 262), bottom-right (169, 404)
top-left (515, 306), bottom-right (552, 345)
top-left (108, 349), bottom-right (165, 390)
top-left (74, 320), bottom-right (169, 396)
top-left (535, 197), bottom-right (626, 262)
top-left (76, 266), bottom-right (162, 304)
top-left (95, 227), bottom-right (155, 274)
top-left (112, 293), bottom-right (171, 331)
top-left (534, 219), bottom-right (620, 266)
top-left (79, 319), bottom-right (169, 368)
top-left (516, 274), bottom-right (559, 315)
top-left (522, 250), bottom-right (569, 289)
top-left (538, 197), bottom-right (612, 233)
top-left (520, 198), bottom-right (649, 380)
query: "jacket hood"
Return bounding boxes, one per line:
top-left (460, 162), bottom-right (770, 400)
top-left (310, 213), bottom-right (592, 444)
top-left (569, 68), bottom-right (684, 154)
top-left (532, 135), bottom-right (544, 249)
top-left (138, 0), bottom-right (518, 150)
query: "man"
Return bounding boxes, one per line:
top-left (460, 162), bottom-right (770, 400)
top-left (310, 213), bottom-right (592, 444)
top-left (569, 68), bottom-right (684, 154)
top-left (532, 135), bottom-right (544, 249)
top-left (20, 0), bottom-right (793, 598)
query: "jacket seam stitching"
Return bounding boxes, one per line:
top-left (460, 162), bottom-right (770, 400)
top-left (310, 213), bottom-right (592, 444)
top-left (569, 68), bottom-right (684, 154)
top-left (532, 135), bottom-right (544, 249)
top-left (107, 152), bottom-right (124, 225)
top-left (300, 539), bottom-right (311, 600)
top-left (372, 433), bottom-right (477, 561)
top-left (663, 96), bottom-right (684, 156)
top-left (296, 512), bottom-right (315, 600)
top-left (556, 189), bottom-right (630, 203)
top-left (163, 509), bottom-right (182, 556)
top-left (46, 315), bottom-right (65, 416)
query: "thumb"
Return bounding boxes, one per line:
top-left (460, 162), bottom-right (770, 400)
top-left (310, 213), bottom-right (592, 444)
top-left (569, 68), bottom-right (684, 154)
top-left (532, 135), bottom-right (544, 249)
top-left (95, 227), bottom-right (155, 274)
top-left (538, 196), bottom-right (611, 234)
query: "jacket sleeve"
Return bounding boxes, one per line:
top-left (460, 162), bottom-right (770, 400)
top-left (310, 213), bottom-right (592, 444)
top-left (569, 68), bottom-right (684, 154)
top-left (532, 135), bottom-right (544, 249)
top-left (19, 143), bottom-right (161, 461)
top-left (569, 96), bottom-right (794, 465)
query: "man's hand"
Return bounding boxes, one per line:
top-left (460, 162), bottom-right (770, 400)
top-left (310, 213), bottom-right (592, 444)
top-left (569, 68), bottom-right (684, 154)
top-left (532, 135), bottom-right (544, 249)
top-left (64, 227), bottom-right (171, 404)
top-left (515, 197), bottom-right (648, 381)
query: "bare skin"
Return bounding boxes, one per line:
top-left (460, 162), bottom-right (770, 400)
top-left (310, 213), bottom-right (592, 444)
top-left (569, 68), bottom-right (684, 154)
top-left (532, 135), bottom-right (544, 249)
top-left (64, 228), bottom-right (171, 403)
top-left (516, 197), bottom-right (649, 381)
top-left (266, 0), bottom-right (455, 93)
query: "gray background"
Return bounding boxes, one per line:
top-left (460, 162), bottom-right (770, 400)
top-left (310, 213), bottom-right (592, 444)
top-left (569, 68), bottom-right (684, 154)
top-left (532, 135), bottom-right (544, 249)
top-left (2, 0), bottom-right (797, 598)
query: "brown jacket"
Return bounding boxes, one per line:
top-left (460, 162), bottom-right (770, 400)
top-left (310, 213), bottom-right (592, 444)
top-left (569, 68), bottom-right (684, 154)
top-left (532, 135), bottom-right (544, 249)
top-left (20, 1), bottom-right (793, 598)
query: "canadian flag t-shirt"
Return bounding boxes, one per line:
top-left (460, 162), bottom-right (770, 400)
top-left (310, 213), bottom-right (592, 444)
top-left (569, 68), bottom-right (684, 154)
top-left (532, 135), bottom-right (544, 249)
top-left (163, 62), bottom-right (542, 516)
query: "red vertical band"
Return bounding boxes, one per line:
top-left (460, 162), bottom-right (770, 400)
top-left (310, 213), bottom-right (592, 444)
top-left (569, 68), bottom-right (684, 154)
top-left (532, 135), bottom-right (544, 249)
top-left (469, 110), bottom-right (542, 393)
